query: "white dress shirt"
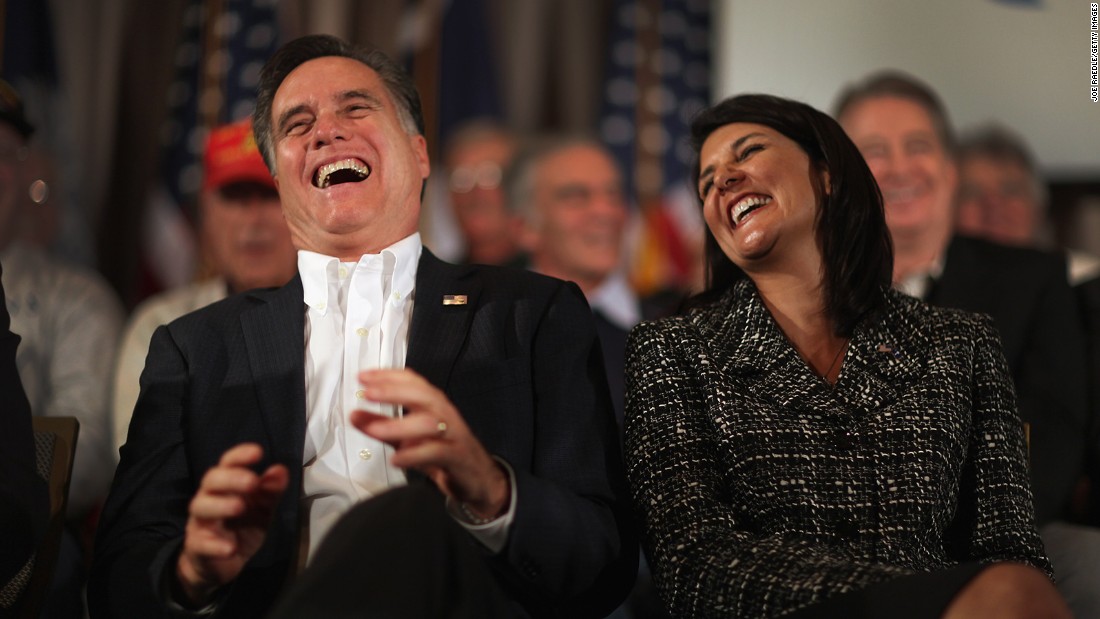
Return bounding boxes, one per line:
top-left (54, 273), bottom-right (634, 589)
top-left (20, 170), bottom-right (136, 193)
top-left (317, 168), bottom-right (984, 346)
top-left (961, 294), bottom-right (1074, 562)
top-left (297, 233), bottom-right (512, 563)
top-left (588, 271), bottom-right (642, 331)
top-left (895, 256), bottom-right (945, 300)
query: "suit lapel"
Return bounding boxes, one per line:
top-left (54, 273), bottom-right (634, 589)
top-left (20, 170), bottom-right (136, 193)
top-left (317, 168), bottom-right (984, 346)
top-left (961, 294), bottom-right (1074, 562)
top-left (929, 236), bottom-right (992, 311)
top-left (406, 249), bottom-right (481, 390)
top-left (240, 276), bottom-right (307, 465)
top-left (704, 281), bottom-right (923, 418)
top-left (837, 307), bottom-right (922, 416)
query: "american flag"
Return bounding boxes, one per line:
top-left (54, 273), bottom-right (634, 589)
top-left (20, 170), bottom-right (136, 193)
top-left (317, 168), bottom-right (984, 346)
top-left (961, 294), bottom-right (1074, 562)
top-left (144, 0), bottom-right (279, 295)
top-left (599, 0), bottom-right (710, 295)
top-left (436, 0), bottom-right (502, 147)
top-left (401, 0), bottom-right (502, 154)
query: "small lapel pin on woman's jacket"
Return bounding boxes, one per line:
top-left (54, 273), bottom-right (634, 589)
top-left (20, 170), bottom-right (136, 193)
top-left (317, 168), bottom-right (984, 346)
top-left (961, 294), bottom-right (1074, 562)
top-left (877, 343), bottom-right (902, 358)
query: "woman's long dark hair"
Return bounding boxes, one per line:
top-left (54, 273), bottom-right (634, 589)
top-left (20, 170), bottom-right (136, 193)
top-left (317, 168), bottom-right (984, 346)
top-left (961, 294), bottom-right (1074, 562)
top-left (687, 94), bottom-right (893, 337)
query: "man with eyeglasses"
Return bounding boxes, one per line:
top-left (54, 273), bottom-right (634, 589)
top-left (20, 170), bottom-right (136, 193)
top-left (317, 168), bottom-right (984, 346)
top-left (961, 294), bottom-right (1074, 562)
top-left (442, 120), bottom-right (527, 268)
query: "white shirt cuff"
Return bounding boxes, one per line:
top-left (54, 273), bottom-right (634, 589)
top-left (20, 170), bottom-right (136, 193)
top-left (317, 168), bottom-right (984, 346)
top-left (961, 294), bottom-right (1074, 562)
top-left (445, 457), bottom-right (516, 554)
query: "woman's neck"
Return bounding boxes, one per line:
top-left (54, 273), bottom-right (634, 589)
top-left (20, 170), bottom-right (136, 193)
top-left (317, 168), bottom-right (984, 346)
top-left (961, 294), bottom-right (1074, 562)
top-left (751, 270), bottom-right (847, 384)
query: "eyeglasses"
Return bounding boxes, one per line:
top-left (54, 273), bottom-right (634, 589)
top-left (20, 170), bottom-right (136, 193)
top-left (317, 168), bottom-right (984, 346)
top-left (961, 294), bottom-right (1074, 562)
top-left (448, 162), bottom-right (503, 193)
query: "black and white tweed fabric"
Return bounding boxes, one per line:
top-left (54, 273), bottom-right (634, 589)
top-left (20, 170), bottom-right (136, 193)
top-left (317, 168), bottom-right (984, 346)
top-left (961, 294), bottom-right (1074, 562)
top-left (624, 279), bottom-right (1051, 618)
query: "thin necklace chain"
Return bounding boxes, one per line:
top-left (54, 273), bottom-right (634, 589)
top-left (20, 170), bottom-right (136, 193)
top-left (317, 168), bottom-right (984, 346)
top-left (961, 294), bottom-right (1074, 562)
top-left (824, 339), bottom-right (849, 386)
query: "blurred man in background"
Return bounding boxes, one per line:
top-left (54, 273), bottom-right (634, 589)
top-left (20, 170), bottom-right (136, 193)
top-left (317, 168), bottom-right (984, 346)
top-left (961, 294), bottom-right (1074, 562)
top-left (508, 137), bottom-right (637, 424)
top-left (0, 77), bottom-right (122, 618)
top-left (954, 124), bottom-right (1047, 247)
top-left (953, 124), bottom-right (1100, 565)
top-left (111, 118), bottom-right (297, 452)
top-left (955, 123), bottom-right (1100, 284)
top-left (507, 136), bottom-right (671, 619)
top-left (442, 120), bottom-right (525, 267)
top-left (836, 70), bottom-right (1098, 618)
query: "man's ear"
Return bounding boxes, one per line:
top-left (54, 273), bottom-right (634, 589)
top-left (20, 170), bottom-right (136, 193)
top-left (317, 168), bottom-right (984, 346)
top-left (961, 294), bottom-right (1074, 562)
top-left (944, 158), bottom-right (958, 196)
top-left (411, 134), bottom-right (430, 180)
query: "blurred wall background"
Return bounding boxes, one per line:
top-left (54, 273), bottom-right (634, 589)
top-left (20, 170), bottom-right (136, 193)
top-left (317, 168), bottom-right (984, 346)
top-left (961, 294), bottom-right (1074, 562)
top-left (2, 0), bottom-right (1097, 308)
top-left (714, 0), bottom-right (1100, 255)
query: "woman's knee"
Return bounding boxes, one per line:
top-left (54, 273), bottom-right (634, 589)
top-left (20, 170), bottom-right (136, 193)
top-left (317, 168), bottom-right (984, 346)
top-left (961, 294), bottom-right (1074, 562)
top-left (942, 563), bottom-right (1071, 619)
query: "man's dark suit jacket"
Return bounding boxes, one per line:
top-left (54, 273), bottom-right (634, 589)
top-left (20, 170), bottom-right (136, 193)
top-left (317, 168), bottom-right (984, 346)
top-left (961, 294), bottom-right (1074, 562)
top-left (927, 235), bottom-right (1088, 525)
top-left (594, 292), bottom-right (681, 428)
top-left (89, 250), bottom-right (635, 618)
top-left (1071, 273), bottom-right (1100, 523)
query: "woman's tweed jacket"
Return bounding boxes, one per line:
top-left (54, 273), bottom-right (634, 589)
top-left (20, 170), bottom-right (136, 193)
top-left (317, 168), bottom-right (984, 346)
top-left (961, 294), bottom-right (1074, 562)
top-left (624, 279), bottom-right (1051, 618)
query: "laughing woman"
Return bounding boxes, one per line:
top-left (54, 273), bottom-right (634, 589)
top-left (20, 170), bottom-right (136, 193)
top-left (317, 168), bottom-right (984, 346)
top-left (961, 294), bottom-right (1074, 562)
top-left (624, 94), bottom-right (1070, 619)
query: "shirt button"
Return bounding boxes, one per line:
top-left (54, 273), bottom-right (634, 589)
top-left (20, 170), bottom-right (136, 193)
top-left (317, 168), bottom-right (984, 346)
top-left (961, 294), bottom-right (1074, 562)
top-left (316, 302), bottom-right (326, 310)
top-left (358, 449), bottom-right (372, 461)
top-left (355, 389), bottom-right (366, 400)
top-left (338, 266), bottom-right (348, 278)
top-left (356, 327), bottom-right (368, 337)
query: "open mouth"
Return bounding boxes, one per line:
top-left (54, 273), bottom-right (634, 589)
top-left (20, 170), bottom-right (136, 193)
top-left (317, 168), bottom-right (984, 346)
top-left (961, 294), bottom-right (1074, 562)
top-left (313, 158), bottom-right (371, 188)
top-left (729, 195), bottom-right (772, 226)
top-left (881, 186), bottom-right (924, 205)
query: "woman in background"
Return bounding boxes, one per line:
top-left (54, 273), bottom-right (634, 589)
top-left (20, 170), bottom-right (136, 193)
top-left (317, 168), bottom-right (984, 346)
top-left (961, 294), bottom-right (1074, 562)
top-left (624, 94), bottom-right (1068, 618)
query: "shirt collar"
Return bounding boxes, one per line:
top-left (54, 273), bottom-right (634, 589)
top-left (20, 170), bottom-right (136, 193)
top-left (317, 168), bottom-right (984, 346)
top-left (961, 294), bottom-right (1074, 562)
top-left (895, 255), bottom-right (945, 299)
top-left (588, 271), bottom-right (640, 330)
top-left (298, 232), bottom-right (422, 315)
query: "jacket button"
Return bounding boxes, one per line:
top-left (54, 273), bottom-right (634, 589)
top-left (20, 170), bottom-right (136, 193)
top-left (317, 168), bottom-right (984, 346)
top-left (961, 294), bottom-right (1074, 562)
top-left (836, 521), bottom-right (860, 539)
top-left (836, 430), bottom-right (856, 450)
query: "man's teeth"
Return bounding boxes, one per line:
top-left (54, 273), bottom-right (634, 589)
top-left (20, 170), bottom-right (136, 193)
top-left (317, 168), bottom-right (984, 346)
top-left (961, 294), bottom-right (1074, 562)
top-left (315, 159), bottom-right (370, 188)
top-left (730, 196), bottom-right (771, 225)
top-left (883, 187), bottom-right (921, 203)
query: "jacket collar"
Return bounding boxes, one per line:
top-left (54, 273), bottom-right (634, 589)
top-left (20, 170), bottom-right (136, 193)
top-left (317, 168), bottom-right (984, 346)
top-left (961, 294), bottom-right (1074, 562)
top-left (691, 280), bottom-right (924, 413)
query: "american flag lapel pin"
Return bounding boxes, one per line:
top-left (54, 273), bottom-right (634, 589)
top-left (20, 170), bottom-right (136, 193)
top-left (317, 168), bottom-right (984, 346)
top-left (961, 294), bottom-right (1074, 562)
top-left (877, 343), bottom-right (902, 359)
top-left (442, 294), bottom-right (468, 306)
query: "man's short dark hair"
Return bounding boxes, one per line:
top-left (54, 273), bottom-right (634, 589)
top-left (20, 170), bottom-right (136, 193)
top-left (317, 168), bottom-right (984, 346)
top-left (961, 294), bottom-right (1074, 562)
top-left (832, 70), bottom-right (956, 155)
top-left (958, 123), bottom-right (1047, 210)
top-left (957, 123), bottom-right (1037, 176)
top-left (503, 135), bottom-right (617, 222)
top-left (251, 34), bottom-right (424, 172)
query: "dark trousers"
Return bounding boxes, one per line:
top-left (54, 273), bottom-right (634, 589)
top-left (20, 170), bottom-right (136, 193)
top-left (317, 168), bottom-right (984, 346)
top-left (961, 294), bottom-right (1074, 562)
top-left (267, 484), bottom-right (517, 619)
top-left (785, 563), bottom-right (984, 619)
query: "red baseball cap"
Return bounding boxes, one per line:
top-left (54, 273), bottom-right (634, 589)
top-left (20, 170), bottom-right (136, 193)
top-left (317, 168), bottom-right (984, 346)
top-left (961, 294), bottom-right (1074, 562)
top-left (202, 118), bottom-right (274, 191)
